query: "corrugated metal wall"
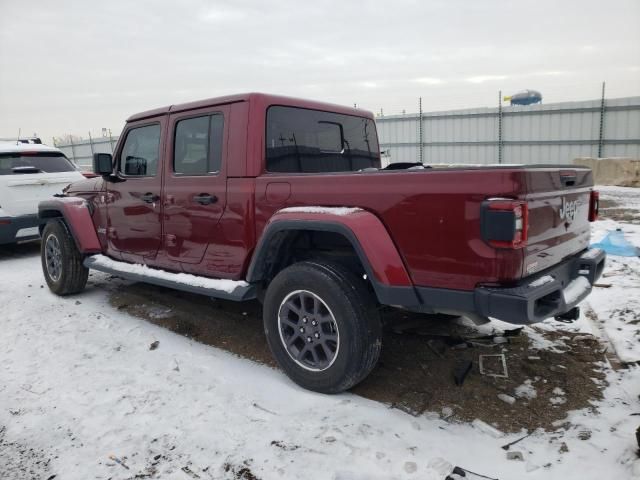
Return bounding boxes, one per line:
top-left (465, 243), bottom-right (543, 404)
top-left (57, 96), bottom-right (640, 169)
top-left (377, 96), bottom-right (640, 165)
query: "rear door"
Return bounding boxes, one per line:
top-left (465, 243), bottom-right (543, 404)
top-left (0, 151), bottom-right (82, 216)
top-left (162, 106), bottom-right (229, 264)
top-left (523, 167), bottom-right (592, 276)
top-left (106, 119), bottom-right (165, 261)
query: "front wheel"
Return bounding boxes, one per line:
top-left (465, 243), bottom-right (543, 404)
top-left (263, 260), bottom-right (382, 393)
top-left (41, 219), bottom-right (89, 296)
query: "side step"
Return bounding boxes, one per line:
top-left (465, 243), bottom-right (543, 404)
top-left (84, 254), bottom-right (256, 301)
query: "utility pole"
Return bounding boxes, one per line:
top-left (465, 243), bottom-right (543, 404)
top-left (598, 81), bottom-right (606, 158)
top-left (88, 131), bottom-right (95, 157)
top-left (418, 97), bottom-right (423, 164)
top-left (498, 90), bottom-right (503, 164)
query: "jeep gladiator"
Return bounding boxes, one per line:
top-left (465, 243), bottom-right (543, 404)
top-left (38, 93), bottom-right (605, 393)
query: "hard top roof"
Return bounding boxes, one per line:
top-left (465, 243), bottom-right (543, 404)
top-left (126, 92), bottom-right (373, 122)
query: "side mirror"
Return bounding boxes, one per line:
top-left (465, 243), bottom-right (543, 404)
top-left (93, 153), bottom-right (113, 176)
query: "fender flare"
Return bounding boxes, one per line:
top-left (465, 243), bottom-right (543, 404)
top-left (247, 208), bottom-right (420, 306)
top-left (38, 197), bottom-right (101, 254)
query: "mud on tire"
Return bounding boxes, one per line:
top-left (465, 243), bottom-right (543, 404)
top-left (41, 219), bottom-right (89, 296)
top-left (263, 260), bottom-right (382, 393)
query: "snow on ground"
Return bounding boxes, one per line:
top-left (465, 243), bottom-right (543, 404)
top-left (582, 219), bottom-right (640, 363)
top-left (598, 185), bottom-right (640, 211)
top-left (1, 250), bottom-right (640, 479)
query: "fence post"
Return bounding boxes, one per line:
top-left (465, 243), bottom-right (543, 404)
top-left (88, 131), bottom-right (95, 158)
top-left (69, 136), bottom-right (77, 165)
top-left (498, 90), bottom-right (503, 164)
top-left (418, 97), bottom-right (423, 164)
top-left (598, 81), bottom-right (606, 158)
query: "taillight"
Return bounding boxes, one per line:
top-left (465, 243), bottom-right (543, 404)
top-left (589, 190), bottom-right (599, 222)
top-left (481, 199), bottom-right (528, 249)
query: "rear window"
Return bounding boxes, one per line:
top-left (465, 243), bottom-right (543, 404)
top-left (0, 152), bottom-right (77, 175)
top-left (266, 106), bottom-right (380, 173)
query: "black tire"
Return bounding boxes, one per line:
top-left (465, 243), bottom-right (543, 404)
top-left (263, 260), bottom-right (382, 393)
top-left (41, 219), bottom-right (89, 296)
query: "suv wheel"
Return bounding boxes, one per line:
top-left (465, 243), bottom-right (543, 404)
top-left (41, 219), bottom-right (89, 295)
top-left (263, 260), bottom-right (382, 393)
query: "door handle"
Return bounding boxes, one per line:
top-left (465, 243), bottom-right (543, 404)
top-left (140, 192), bottom-right (159, 203)
top-left (193, 193), bottom-right (217, 205)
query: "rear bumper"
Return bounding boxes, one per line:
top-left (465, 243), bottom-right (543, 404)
top-left (472, 248), bottom-right (606, 324)
top-left (380, 248), bottom-right (606, 325)
top-left (0, 214), bottom-right (44, 245)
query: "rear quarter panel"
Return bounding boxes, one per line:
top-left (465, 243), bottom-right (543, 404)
top-left (255, 168), bottom-right (529, 290)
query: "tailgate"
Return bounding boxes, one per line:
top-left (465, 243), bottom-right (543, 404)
top-left (0, 172), bottom-right (82, 216)
top-left (523, 167), bottom-right (592, 277)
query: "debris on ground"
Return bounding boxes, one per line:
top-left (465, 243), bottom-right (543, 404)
top-left (149, 340), bottom-right (159, 350)
top-left (108, 454), bottom-right (129, 470)
top-left (181, 465), bottom-right (201, 478)
top-left (478, 354), bottom-right (508, 378)
top-left (591, 229), bottom-right (639, 256)
top-left (497, 394), bottom-right (516, 405)
top-left (453, 360), bottom-right (473, 386)
top-left (501, 433), bottom-right (532, 451)
top-left (506, 450), bottom-right (524, 461)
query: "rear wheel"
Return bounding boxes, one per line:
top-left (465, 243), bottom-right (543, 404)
top-left (263, 260), bottom-right (382, 393)
top-left (41, 219), bottom-right (89, 295)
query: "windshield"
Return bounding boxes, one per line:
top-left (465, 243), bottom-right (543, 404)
top-left (0, 151), bottom-right (77, 175)
top-left (266, 106), bottom-right (380, 173)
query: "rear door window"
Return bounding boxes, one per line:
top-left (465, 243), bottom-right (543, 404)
top-left (173, 114), bottom-right (224, 175)
top-left (119, 124), bottom-right (161, 176)
top-left (0, 152), bottom-right (76, 175)
top-left (266, 106), bottom-right (380, 173)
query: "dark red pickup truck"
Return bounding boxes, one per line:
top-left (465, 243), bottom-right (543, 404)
top-left (38, 93), bottom-right (605, 393)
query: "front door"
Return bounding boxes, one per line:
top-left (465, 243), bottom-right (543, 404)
top-left (106, 118), bottom-right (165, 262)
top-left (162, 106), bottom-right (229, 264)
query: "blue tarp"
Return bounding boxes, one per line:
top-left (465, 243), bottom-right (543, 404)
top-left (590, 230), bottom-right (639, 257)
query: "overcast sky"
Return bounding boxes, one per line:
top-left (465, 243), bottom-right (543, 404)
top-left (1, 0), bottom-right (638, 142)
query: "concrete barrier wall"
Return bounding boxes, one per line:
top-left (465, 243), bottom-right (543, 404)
top-left (573, 157), bottom-right (640, 187)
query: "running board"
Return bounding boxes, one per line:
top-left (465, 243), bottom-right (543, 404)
top-left (84, 254), bottom-right (256, 301)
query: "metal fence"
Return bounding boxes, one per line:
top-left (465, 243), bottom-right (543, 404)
top-left (376, 96), bottom-right (640, 166)
top-left (54, 135), bottom-right (117, 170)
top-left (55, 95), bottom-right (640, 170)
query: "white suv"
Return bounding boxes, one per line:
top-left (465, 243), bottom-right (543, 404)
top-left (0, 141), bottom-right (84, 244)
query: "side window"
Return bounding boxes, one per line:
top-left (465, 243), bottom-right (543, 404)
top-left (266, 106), bottom-right (380, 173)
top-left (173, 114), bottom-right (224, 175)
top-left (119, 124), bottom-right (161, 176)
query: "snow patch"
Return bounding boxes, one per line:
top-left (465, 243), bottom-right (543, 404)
top-left (529, 275), bottom-right (555, 288)
top-left (562, 276), bottom-right (591, 304)
top-left (515, 380), bottom-right (537, 400)
top-left (279, 206), bottom-right (363, 216)
top-left (89, 254), bottom-right (249, 294)
top-left (580, 248), bottom-right (603, 260)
